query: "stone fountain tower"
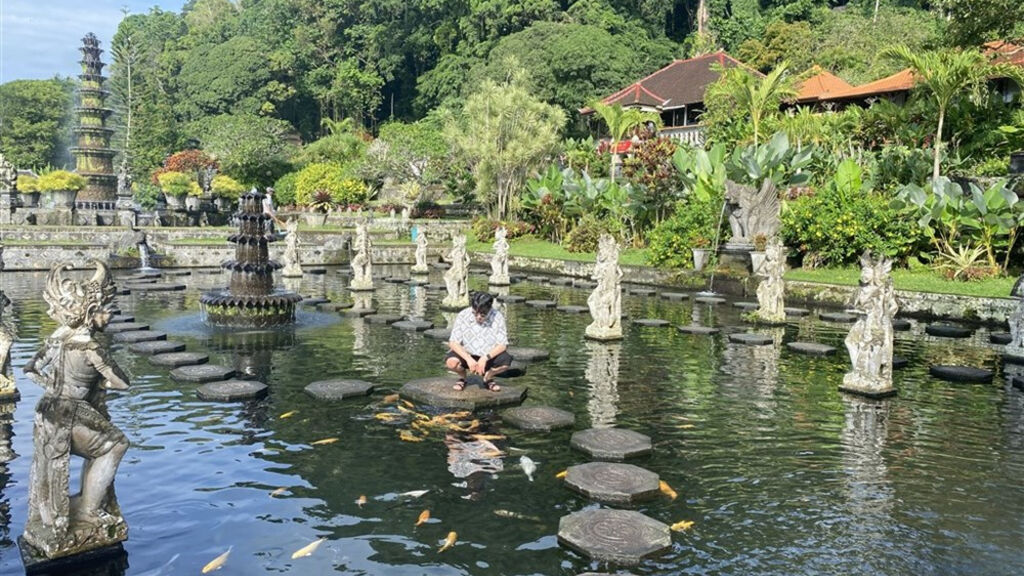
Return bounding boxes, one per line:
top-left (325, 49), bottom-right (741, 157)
top-left (71, 33), bottom-right (117, 201)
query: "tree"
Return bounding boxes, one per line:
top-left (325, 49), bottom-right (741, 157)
top-left (198, 113), bottom-right (296, 186)
top-left (940, 0), bottom-right (1024, 47)
top-left (882, 45), bottom-right (1024, 181)
top-left (445, 64), bottom-right (566, 220)
top-left (589, 102), bottom-right (663, 177)
top-left (704, 60), bottom-right (796, 146)
top-left (0, 79), bottom-right (74, 169)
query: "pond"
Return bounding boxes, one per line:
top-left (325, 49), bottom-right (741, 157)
top-left (0, 266), bottom-right (1022, 575)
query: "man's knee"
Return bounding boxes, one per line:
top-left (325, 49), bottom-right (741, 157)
top-left (445, 357), bottom-right (461, 369)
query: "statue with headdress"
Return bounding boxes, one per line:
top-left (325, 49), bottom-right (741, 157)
top-left (0, 244), bottom-right (16, 401)
top-left (841, 251), bottom-right (898, 398)
top-left (20, 260), bottom-right (130, 562)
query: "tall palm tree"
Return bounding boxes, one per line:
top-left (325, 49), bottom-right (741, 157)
top-left (727, 61), bottom-right (797, 146)
top-left (882, 46), bottom-right (1024, 181)
top-left (590, 101), bottom-right (663, 178)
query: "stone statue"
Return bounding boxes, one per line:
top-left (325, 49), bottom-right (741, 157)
top-left (724, 179), bottom-right (780, 248)
top-left (281, 218), bottom-right (303, 277)
top-left (411, 229), bottom-right (429, 274)
top-left (116, 160), bottom-right (130, 197)
top-left (753, 236), bottom-right (786, 323)
top-left (0, 288), bottom-right (16, 402)
top-left (350, 219), bottom-right (374, 291)
top-left (1006, 274), bottom-right (1024, 360)
top-left (841, 251), bottom-right (898, 398)
top-left (21, 261), bottom-right (130, 562)
top-left (0, 153), bottom-right (16, 193)
top-left (401, 207), bottom-right (410, 224)
top-left (585, 234), bottom-right (623, 341)
top-left (489, 227), bottom-right (510, 286)
top-left (442, 234), bottom-right (470, 310)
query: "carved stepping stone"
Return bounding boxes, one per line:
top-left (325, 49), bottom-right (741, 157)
top-left (633, 319), bottom-right (670, 327)
top-left (365, 313), bottom-right (403, 325)
top-left (557, 305), bottom-right (589, 314)
top-left (527, 276), bottom-right (548, 283)
top-left (893, 355), bottom-right (909, 370)
top-left (819, 312), bottom-right (857, 323)
top-left (659, 292), bottom-right (689, 301)
top-left (392, 319), bottom-right (434, 331)
top-left (308, 268), bottom-right (327, 275)
top-left (124, 283), bottom-right (187, 292)
top-left (893, 318), bottom-right (911, 331)
top-left (128, 340), bottom-right (185, 355)
top-left (104, 322), bottom-right (149, 334)
top-left (786, 341), bottom-right (836, 355)
top-left (558, 509), bottom-right (670, 565)
top-left (506, 347), bottom-right (549, 362)
top-left (109, 315), bottom-right (135, 324)
top-left (733, 301), bottom-right (759, 310)
top-left (304, 379), bottom-right (375, 400)
top-left (627, 288), bottom-right (656, 296)
top-left (497, 294), bottom-right (526, 304)
top-left (170, 364), bottom-right (235, 383)
top-left (676, 325), bottom-right (719, 335)
top-left (399, 376), bottom-right (526, 410)
top-left (929, 365), bottom-right (994, 383)
top-left (150, 352), bottom-right (209, 368)
top-left (565, 462), bottom-right (660, 505)
top-left (501, 405), bottom-right (574, 431)
top-left (343, 308), bottom-right (377, 317)
top-left (991, 332), bottom-right (1012, 345)
top-left (424, 328), bottom-right (452, 340)
top-left (525, 300), bottom-right (556, 308)
top-left (301, 298), bottom-right (330, 306)
top-left (784, 307), bottom-right (810, 317)
top-left (571, 428), bottom-right (652, 461)
top-left (925, 323), bottom-right (974, 338)
top-left (550, 278), bottom-right (574, 286)
top-left (112, 330), bottom-right (167, 344)
top-left (728, 333), bottom-right (774, 345)
top-left (694, 296), bottom-right (726, 304)
top-left (197, 379), bottom-right (268, 401)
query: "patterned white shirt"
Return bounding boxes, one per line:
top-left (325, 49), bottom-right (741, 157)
top-left (450, 307), bottom-right (508, 356)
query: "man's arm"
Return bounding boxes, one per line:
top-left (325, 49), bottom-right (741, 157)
top-left (484, 311), bottom-right (509, 360)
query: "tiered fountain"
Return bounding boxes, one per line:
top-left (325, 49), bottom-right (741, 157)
top-left (200, 190), bottom-right (301, 327)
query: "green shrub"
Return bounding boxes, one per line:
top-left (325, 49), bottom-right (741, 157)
top-left (272, 172), bottom-right (298, 207)
top-left (157, 171), bottom-right (202, 197)
top-left (37, 170), bottom-right (87, 192)
top-left (873, 145), bottom-right (932, 190)
top-left (210, 174), bottom-right (246, 199)
top-left (564, 214), bottom-right (615, 253)
top-left (470, 218), bottom-right (533, 242)
top-left (133, 182), bottom-right (161, 209)
top-left (17, 174), bottom-right (38, 192)
top-left (294, 162), bottom-right (368, 206)
top-left (646, 194), bottom-right (721, 268)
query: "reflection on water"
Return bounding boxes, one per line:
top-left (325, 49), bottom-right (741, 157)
top-left (584, 341), bottom-right (620, 428)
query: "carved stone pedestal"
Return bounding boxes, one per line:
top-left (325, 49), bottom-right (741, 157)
top-left (19, 537), bottom-right (126, 576)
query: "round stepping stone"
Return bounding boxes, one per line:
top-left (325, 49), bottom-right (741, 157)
top-left (695, 296), bottom-right (726, 304)
top-left (495, 360), bottom-right (528, 378)
top-left (301, 298), bottom-right (330, 306)
top-left (728, 333), bottom-right (774, 345)
top-left (424, 328), bottom-right (452, 340)
top-left (892, 355), bottom-right (909, 370)
top-left (784, 307), bottom-right (810, 317)
top-left (108, 315), bottom-right (135, 324)
top-left (104, 322), bottom-right (149, 334)
top-left (122, 277), bottom-right (157, 284)
top-left (170, 364), bottom-right (235, 383)
top-left (991, 332), bottom-right (1012, 345)
top-left (1003, 350), bottom-right (1024, 364)
top-left (365, 313), bottom-right (403, 325)
top-left (197, 379), bottom-right (268, 402)
top-left (733, 301), bottom-right (759, 310)
top-left (558, 509), bottom-right (670, 565)
top-left (506, 347), bottom-right (549, 362)
top-left (929, 365), bottom-right (994, 383)
top-left (627, 288), bottom-right (656, 296)
top-left (384, 277), bottom-right (407, 284)
top-left (128, 340), bottom-right (185, 355)
top-left (571, 428), bottom-right (652, 461)
top-left (525, 300), bottom-right (556, 309)
top-left (925, 323), bottom-right (974, 338)
top-left (116, 288), bottom-right (130, 295)
top-left (565, 462), bottom-right (660, 504)
top-left (163, 270), bottom-right (192, 276)
top-left (308, 268), bottom-right (327, 275)
top-left (633, 319), bottom-right (670, 327)
top-left (343, 308), bottom-right (377, 317)
top-left (196, 269), bottom-right (223, 275)
top-left (819, 312), bottom-right (857, 323)
top-left (112, 330), bottom-right (167, 344)
top-left (150, 352), bottom-right (209, 368)
top-left (304, 379), bottom-right (375, 400)
top-left (893, 318), bottom-right (911, 331)
top-left (574, 281), bottom-right (597, 289)
top-left (392, 319), bottom-right (434, 331)
top-left (557, 305), bottom-right (589, 314)
top-left (786, 341), bottom-right (837, 355)
top-left (677, 324), bottom-right (720, 335)
top-left (501, 405), bottom-right (574, 431)
top-left (124, 283), bottom-right (186, 292)
top-left (399, 376), bottom-right (526, 410)
top-left (550, 278), bottom-right (574, 286)
top-left (659, 292), bottom-right (689, 301)
top-left (497, 294), bottom-right (526, 304)
top-left (327, 301), bottom-right (354, 311)
top-left (526, 276), bottom-right (548, 283)
top-left (1012, 376), bottom-right (1024, 391)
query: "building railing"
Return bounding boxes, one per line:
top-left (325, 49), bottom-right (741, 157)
top-left (660, 125), bottom-right (706, 147)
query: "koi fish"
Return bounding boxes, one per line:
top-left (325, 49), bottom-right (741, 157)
top-left (270, 487), bottom-right (288, 497)
top-left (471, 433), bottom-right (505, 441)
top-left (312, 437), bottom-right (339, 446)
top-left (670, 520), bottom-right (694, 532)
top-left (375, 412), bottom-right (401, 421)
top-left (356, 495), bottom-right (367, 508)
top-left (382, 393), bottom-right (400, 403)
top-left (555, 470), bottom-right (567, 479)
top-left (401, 399), bottom-right (416, 408)
top-left (290, 537), bottom-right (326, 559)
top-left (438, 531), bottom-right (457, 552)
top-left (519, 456), bottom-right (537, 482)
top-left (415, 509), bottom-right (430, 526)
top-left (201, 547), bottom-right (231, 573)
top-left (659, 480), bottom-right (678, 500)
top-left (279, 410), bottom-right (297, 419)
top-left (398, 489), bottom-right (429, 498)
top-left (676, 424), bottom-right (695, 429)
top-left (493, 509), bottom-right (542, 522)
top-left (399, 430), bottom-right (424, 442)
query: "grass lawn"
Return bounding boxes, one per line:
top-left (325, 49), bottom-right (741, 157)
top-left (465, 235), bottom-right (648, 267)
top-left (785, 267), bottom-right (1015, 299)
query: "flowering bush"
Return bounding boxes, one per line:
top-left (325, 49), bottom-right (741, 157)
top-left (294, 163), bottom-right (368, 206)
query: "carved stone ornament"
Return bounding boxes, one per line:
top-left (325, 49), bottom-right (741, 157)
top-left (585, 234), bottom-right (623, 341)
top-left (350, 220), bottom-right (374, 290)
top-left (753, 237), bottom-right (786, 323)
top-left (1007, 274), bottom-right (1024, 358)
top-left (841, 251), bottom-right (898, 398)
top-left (281, 218), bottom-right (303, 277)
top-left (411, 229), bottom-right (429, 274)
top-left (724, 179), bottom-right (780, 247)
top-left (442, 234), bottom-right (470, 309)
top-left (489, 227), bottom-right (510, 286)
top-left (0, 153), bottom-right (16, 193)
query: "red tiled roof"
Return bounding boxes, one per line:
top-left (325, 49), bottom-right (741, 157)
top-left (986, 40), bottom-right (1024, 66)
top-left (795, 66), bottom-right (853, 102)
top-left (822, 68), bottom-right (917, 100)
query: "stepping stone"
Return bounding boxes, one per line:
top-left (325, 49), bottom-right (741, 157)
top-left (991, 332), bottom-right (1012, 345)
top-left (400, 376), bottom-right (526, 410)
top-left (424, 328), bottom-right (452, 341)
top-left (365, 313), bottom-right (403, 325)
top-left (550, 278), bottom-right (574, 286)
top-left (1012, 377), bottom-right (1024, 392)
top-left (526, 276), bottom-right (548, 283)
top-left (197, 379), bottom-right (268, 402)
top-left (497, 294), bottom-right (526, 304)
top-left (819, 312), bottom-right (857, 323)
top-left (893, 355), bottom-right (909, 370)
top-left (786, 342), bottom-right (837, 356)
top-left (925, 323), bottom-right (974, 338)
top-left (170, 364), bottom-right (235, 383)
top-left (301, 298), bottom-right (330, 306)
top-left (558, 509), bottom-right (670, 565)
top-left (571, 428), bottom-right (652, 461)
top-left (893, 318), bottom-right (912, 331)
top-left (112, 330), bottom-right (167, 344)
top-left (676, 325), bottom-right (719, 335)
top-left (728, 333), bottom-right (774, 345)
top-left (104, 322), bottom-right (149, 334)
top-left (163, 270), bottom-right (192, 276)
top-left (627, 288), bottom-right (656, 296)
top-left (384, 277), bottom-right (407, 283)
top-left (150, 352), bottom-right (209, 368)
top-left (633, 319), bottom-right (670, 327)
top-left (392, 319), bottom-right (434, 331)
top-left (574, 281), bottom-right (597, 289)
top-left (565, 462), bottom-right (660, 505)
top-left (557, 305), bottom-right (589, 314)
top-left (733, 301), bottom-right (759, 310)
top-left (501, 405), bottom-right (574, 431)
top-left (108, 315), bottom-right (135, 324)
top-left (343, 308), bottom-right (377, 317)
top-left (124, 283), bottom-right (187, 292)
top-left (929, 365), bottom-right (994, 383)
top-left (122, 277), bottom-right (157, 284)
top-left (197, 269), bottom-right (223, 275)
top-left (128, 340), bottom-right (185, 355)
top-left (525, 300), bottom-right (556, 309)
top-left (1003, 350), bottom-right (1024, 364)
top-left (328, 301), bottom-right (354, 310)
top-left (107, 307), bottom-right (122, 315)
top-left (336, 268), bottom-right (352, 275)
top-left (308, 268), bottom-right (327, 275)
top-left (507, 347), bottom-right (549, 362)
top-left (407, 278), bottom-right (429, 286)
top-left (695, 296), bottom-right (726, 304)
top-left (495, 360), bottom-right (528, 378)
top-left (784, 307), bottom-right (810, 317)
top-left (304, 379), bottom-right (375, 400)
top-left (659, 292), bottom-right (689, 301)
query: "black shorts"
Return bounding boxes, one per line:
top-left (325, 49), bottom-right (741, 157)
top-left (445, 350), bottom-right (513, 370)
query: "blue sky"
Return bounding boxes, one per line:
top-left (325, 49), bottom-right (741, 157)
top-left (0, 0), bottom-right (186, 83)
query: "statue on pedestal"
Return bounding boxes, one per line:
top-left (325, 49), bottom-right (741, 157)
top-left (411, 229), bottom-right (429, 274)
top-left (585, 234), bottom-right (623, 341)
top-left (442, 234), bottom-right (470, 310)
top-left (1006, 275), bottom-right (1024, 360)
top-left (724, 179), bottom-right (780, 249)
top-left (350, 220), bottom-right (374, 291)
top-left (0, 153), bottom-right (17, 193)
top-left (281, 218), bottom-right (303, 277)
top-left (0, 244), bottom-right (16, 401)
top-left (841, 251), bottom-right (898, 398)
top-left (488, 227), bottom-right (510, 286)
top-left (20, 261), bottom-right (130, 563)
top-left (752, 237), bottom-right (786, 323)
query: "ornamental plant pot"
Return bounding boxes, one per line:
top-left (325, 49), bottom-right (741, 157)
top-left (164, 194), bottom-right (185, 210)
top-left (692, 248), bottom-right (710, 272)
top-left (46, 189), bottom-right (78, 209)
top-left (18, 191), bottom-right (40, 208)
top-left (185, 196), bottom-right (202, 211)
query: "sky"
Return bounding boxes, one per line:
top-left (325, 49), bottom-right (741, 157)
top-left (0, 0), bottom-right (186, 83)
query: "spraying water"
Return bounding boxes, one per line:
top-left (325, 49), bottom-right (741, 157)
top-left (696, 199), bottom-right (728, 297)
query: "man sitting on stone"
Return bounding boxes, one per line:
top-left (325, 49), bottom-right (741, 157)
top-left (446, 291), bottom-right (513, 392)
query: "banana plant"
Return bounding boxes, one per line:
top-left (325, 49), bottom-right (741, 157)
top-left (962, 179), bottom-right (1022, 271)
top-left (727, 131), bottom-right (813, 188)
top-left (672, 143), bottom-right (727, 203)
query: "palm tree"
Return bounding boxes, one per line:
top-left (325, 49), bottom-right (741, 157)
top-left (882, 45), bottom-right (1024, 181)
top-left (590, 101), bottom-right (663, 178)
top-left (722, 61), bottom-right (797, 146)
